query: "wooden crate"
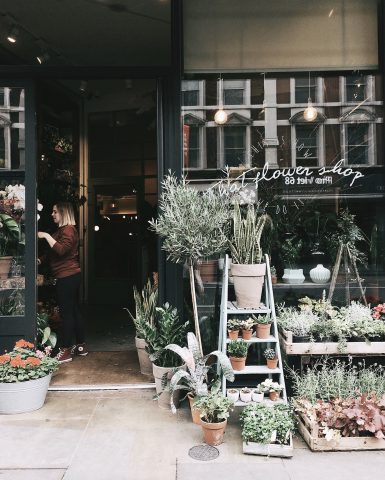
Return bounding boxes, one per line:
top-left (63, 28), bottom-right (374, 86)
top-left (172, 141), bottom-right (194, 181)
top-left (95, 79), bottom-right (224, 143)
top-left (280, 329), bottom-right (385, 355)
top-left (297, 411), bottom-right (385, 451)
top-left (242, 434), bottom-right (293, 457)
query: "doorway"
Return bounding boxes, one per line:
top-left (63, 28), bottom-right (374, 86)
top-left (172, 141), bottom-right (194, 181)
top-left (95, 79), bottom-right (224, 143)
top-left (37, 78), bottom-right (158, 385)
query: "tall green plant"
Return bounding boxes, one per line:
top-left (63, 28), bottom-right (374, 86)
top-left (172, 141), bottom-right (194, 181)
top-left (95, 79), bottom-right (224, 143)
top-left (149, 174), bottom-right (231, 354)
top-left (125, 280), bottom-right (158, 339)
top-left (0, 213), bottom-right (20, 256)
top-left (229, 202), bottom-right (268, 264)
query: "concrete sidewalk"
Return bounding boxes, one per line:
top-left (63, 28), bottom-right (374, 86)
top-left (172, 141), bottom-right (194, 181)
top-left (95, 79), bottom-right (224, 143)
top-left (0, 389), bottom-right (384, 480)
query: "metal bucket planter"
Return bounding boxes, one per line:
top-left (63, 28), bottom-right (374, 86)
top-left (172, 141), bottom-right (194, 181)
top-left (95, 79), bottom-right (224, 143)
top-left (135, 337), bottom-right (153, 376)
top-left (0, 374), bottom-right (52, 414)
top-left (231, 263), bottom-right (266, 308)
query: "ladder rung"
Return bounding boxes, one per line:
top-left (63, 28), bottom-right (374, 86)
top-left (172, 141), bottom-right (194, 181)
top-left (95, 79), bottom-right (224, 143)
top-left (227, 301), bottom-right (271, 315)
top-left (232, 365), bottom-right (282, 375)
top-left (232, 398), bottom-right (286, 407)
top-left (225, 335), bottom-right (277, 344)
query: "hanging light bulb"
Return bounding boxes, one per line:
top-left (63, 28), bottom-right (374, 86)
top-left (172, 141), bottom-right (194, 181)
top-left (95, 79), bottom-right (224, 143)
top-left (304, 98), bottom-right (318, 122)
top-left (214, 75), bottom-right (228, 125)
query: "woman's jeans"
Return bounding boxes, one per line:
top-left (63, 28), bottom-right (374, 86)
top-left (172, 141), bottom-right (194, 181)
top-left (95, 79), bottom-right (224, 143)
top-left (56, 273), bottom-right (85, 348)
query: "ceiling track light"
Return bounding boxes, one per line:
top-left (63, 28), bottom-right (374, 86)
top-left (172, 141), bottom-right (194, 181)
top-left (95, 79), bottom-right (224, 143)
top-left (36, 52), bottom-right (50, 64)
top-left (7, 25), bottom-right (19, 44)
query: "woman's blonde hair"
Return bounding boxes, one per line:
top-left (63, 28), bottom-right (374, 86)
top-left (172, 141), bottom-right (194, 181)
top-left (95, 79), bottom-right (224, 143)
top-left (55, 202), bottom-right (76, 226)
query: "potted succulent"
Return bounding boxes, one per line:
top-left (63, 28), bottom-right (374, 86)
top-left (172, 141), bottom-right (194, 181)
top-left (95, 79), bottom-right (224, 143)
top-left (194, 391), bottom-right (234, 446)
top-left (263, 348), bottom-right (278, 369)
top-left (125, 280), bottom-right (158, 375)
top-left (149, 174), bottom-right (231, 354)
top-left (240, 317), bottom-right (255, 340)
top-left (228, 202), bottom-right (268, 308)
top-left (270, 265), bottom-right (278, 284)
top-left (0, 339), bottom-right (59, 414)
top-left (281, 237), bottom-right (305, 284)
top-left (227, 339), bottom-right (249, 371)
top-left (252, 383), bottom-right (266, 402)
top-left (227, 318), bottom-right (241, 340)
top-left (240, 387), bottom-right (253, 403)
top-left (252, 314), bottom-right (272, 339)
top-left (226, 388), bottom-right (239, 403)
top-left (260, 379), bottom-right (284, 401)
top-left (164, 332), bottom-right (234, 423)
top-left (142, 303), bottom-right (189, 409)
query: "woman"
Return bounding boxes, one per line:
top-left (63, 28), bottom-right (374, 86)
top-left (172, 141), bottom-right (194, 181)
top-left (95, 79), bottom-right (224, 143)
top-left (38, 202), bottom-right (87, 363)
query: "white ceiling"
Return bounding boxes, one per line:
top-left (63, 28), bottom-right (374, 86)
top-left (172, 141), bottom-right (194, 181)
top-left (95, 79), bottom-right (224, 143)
top-left (0, 0), bottom-right (171, 66)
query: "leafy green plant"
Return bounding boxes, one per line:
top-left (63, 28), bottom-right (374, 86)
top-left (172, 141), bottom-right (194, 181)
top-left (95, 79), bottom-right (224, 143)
top-left (37, 312), bottom-right (57, 349)
top-left (194, 391), bottom-right (234, 423)
top-left (263, 348), bottom-right (276, 360)
top-left (277, 306), bottom-right (316, 337)
top-left (141, 303), bottom-right (189, 368)
top-left (240, 403), bottom-right (294, 445)
top-left (149, 174), bottom-right (231, 353)
top-left (260, 378), bottom-right (284, 392)
top-left (0, 213), bottom-right (20, 256)
top-left (164, 332), bottom-right (235, 412)
top-left (227, 339), bottom-right (249, 358)
top-left (124, 280), bottom-right (158, 339)
top-left (240, 317), bottom-right (255, 330)
top-left (229, 202), bottom-right (268, 265)
top-left (252, 314), bottom-right (272, 325)
top-left (0, 289), bottom-right (24, 316)
top-left (227, 318), bottom-right (241, 331)
top-left (280, 237), bottom-right (303, 269)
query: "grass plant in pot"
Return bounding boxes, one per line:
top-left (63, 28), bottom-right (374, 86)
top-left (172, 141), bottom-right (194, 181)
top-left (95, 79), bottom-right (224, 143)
top-left (227, 339), bottom-right (249, 371)
top-left (281, 237), bottom-right (304, 284)
top-left (264, 348), bottom-right (278, 369)
top-left (142, 303), bottom-right (188, 409)
top-left (125, 280), bottom-right (157, 375)
top-left (149, 174), bottom-right (230, 355)
top-left (194, 391), bottom-right (234, 446)
top-left (240, 317), bottom-right (255, 340)
top-left (253, 314), bottom-right (272, 339)
top-left (227, 318), bottom-right (241, 340)
top-left (0, 339), bottom-right (59, 414)
top-left (228, 202), bottom-right (268, 308)
top-left (164, 332), bottom-right (234, 423)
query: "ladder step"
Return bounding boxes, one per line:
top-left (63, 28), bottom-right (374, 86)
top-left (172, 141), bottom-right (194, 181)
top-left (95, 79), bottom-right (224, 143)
top-left (232, 365), bottom-right (282, 375)
top-left (226, 335), bottom-right (277, 344)
top-left (226, 301), bottom-right (270, 314)
top-left (233, 398), bottom-right (286, 407)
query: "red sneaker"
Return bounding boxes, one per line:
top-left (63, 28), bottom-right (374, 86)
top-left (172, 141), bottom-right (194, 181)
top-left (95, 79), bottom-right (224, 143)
top-left (56, 347), bottom-right (73, 364)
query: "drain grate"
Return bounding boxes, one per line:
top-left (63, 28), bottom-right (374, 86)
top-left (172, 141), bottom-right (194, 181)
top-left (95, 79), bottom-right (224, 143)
top-left (188, 444), bottom-right (220, 461)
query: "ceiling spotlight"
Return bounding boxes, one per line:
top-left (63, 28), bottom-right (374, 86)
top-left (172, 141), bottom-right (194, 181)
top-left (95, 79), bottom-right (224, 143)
top-left (36, 52), bottom-right (50, 64)
top-left (7, 25), bottom-right (19, 43)
top-left (80, 80), bottom-right (87, 92)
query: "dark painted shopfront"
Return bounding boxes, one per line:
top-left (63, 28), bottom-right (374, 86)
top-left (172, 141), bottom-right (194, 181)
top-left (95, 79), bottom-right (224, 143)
top-left (0, 1), bottom-right (385, 358)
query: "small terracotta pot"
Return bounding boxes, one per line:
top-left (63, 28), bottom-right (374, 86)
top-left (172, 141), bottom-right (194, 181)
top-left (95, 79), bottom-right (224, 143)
top-left (187, 393), bottom-right (202, 425)
top-left (269, 390), bottom-right (280, 401)
top-left (267, 358), bottom-right (278, 369)
top-left (256, 323), bottom-right (271, 339)
top-left (228, 330), bottom-right (239, 340)
top-left (201, 419), bottom-right (227, 446)
top-left (271, 275), bottom-right (278, 285)
top-left (242, 329), bottom-right (253, 340)
top-left (230, 356), bottom-right (246, 371)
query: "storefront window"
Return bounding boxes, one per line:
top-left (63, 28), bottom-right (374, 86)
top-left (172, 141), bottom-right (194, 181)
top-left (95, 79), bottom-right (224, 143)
top-left (224, 126), bottom-right (246, 167)
top-left (295, 125), bottom-right (318, 167)
top-left (295, 77), bottom-right (317, 104)
top-left (346, 124), bottom-right (369, 165)
top-left (346, 75), bottom-right (366, 102)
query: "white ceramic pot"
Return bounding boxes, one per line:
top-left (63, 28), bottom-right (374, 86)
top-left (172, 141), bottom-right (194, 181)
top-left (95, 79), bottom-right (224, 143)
top-left (310, 264), bottom-right (331, 284)
top-left (240, 389), bottom-right (252, 403)
top-left (226, 389), bottom-right (239, 403)
top-left (135, 336), bottom-right (153, 376)
top-left (252, 391), bottom-right (264, 403)
top-left (152, 363), bottom-right (185, 410)
top-left (282, 268), bottom-right (305, 285)
top-left (0, 374), bottom-right (52, 414)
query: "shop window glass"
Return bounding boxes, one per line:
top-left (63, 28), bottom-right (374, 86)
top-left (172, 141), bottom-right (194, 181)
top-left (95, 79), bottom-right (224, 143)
top-left (224, 88), bottom-right (244, 105)
top-left (0, 127), bottom-right (5, 168)
top-left (295, 77), bottom-right (317, 104)
top-left (346, 124), bottom-right (369, 165)
top-left (182, 90), bottom-right (199, 107)
top-left (296, 125), bottom-right (318, 167)
top-left (184, 125), bottom-right (200, 169)
top-left (224, 127), bottom-right (245, 167)
top-left (0, 88), bottom-right (4, 106)
top-left (346, 75), bottom-right (366, 102)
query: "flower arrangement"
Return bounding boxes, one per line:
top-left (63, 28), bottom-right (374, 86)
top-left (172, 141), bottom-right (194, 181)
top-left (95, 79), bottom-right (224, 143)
top-left (0, 184), bottom-right (25, 214)
top-left (260, 379), bottom-right (284, 393)
top-left (372, 304), bottom-right (385, 322)
top-left (0, 339), bottom-right (59, 383)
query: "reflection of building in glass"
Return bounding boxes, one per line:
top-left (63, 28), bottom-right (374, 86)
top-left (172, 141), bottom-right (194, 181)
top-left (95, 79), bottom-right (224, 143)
top-left (182, 75), bottom-right (383, 173)
top-left (0, 87), bottom-right (25, 170)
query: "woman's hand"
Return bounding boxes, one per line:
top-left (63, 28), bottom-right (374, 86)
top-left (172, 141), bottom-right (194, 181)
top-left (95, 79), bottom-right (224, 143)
top-left (38, 231), bottom-right (57, 248)
top-left (38, 231), bottom-right (47, 239)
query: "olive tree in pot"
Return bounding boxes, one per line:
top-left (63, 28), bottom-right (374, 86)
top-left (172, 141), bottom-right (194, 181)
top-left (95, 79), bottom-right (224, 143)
top-left (229, 202), bottom-right (268, 308)
top-left (149, 174), bottom-right (230, 355)
top-left (124, 280), bottom-right (157, 375)
top-left (165, 332), bottom-right (234, 423)
top-left (194, 390), bottom-right (234, 446)
top-left (141, 303), bottom-right (188, 409)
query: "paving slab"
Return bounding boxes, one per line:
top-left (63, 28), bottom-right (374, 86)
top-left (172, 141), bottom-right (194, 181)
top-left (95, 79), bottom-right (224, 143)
top-left (177, 462), bottom-right (290, 480)
top-left (0, 470), bottom-right (65, 480)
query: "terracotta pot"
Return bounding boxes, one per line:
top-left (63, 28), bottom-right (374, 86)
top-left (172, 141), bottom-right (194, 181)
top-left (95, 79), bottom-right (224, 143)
top-left (271, 275), bottom-right (278, 285)
top-left (199, 260), bottom-right (218, 282)
top-left (0, 256), bottom-right (12, 280)
top-left (267, 358), bottom-right (278, 369)
top-left (269, 390), bottom-right (280, 401)
top-left (228, 330), bottom-right (239, 340)
top-left (230, 356), bottom-right (246, 371)
top-left (242, 329), bottom-right (253, 340)
top-left (135, 336), bottom-right (153, 376)
top-left (188, 393), bottom-right (202, 425)
top-left (152, 363), bottom-right (184, 410)
top-left (231, 263), bottom-right (266, 308)
top-left (200, 419), bottom-right (227, 446)
top-left (256, 323), bottom-right (271, 339)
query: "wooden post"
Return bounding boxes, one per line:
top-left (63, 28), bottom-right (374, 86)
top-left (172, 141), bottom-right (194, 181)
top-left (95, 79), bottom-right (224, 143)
top-left (328, 243), bottom-right (343, 304)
